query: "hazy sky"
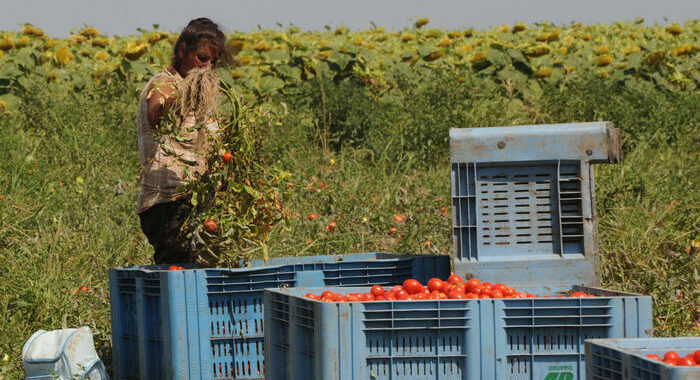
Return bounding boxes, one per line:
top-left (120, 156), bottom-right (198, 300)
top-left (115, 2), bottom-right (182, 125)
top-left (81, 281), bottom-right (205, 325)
top-left (1, 0), bottom-right (698, 37)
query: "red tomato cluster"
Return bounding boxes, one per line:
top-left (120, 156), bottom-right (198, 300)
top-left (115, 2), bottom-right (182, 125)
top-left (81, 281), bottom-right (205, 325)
top-left (646, 350), bottom-right (700, 366)
top-left (168, 265), bottom-right (185, 270)
top-left (300, 274), bottom-right (589, 302)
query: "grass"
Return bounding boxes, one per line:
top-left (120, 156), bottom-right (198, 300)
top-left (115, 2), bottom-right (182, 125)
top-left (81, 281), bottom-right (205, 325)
top-left (0, 62), bottom-right (697, 379)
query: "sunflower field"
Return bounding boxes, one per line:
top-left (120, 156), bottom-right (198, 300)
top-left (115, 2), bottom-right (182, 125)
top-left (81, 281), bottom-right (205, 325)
top-left (0, 19), bottom-right (698, 378)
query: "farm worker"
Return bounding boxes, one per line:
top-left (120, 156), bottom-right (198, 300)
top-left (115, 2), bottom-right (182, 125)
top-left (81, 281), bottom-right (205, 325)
top-left (136, 18), bottom-right (232, 264)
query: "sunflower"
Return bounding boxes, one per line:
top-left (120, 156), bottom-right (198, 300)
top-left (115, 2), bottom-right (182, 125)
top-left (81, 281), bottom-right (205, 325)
top-left (79, 27), bottom-right (100, 38)
top-left (124, 41), bottom-right (149, 61)
top-left (596, 55), bottom-right (612, 67)
top-left (55, 46), bottom-right (71, 65)
top-left (414, 17), bottom-right (430, 28)
top-left (437, 38), bottom-right (453, 47)
top-left (535, 67), bottom-right (553, 78)
top-left (666, 23), bottom-right (682, 35)
top-left (21, 24), bottom-right (45, 37)
top-left (672, 44), bottom-right (695, 57)
top-left (0, 36), bottom-right (14, 51)
top-left (253, 40), bottom-right (271, 52)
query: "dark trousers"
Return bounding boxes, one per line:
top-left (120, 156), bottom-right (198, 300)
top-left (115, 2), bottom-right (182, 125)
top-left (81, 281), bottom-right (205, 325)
top-left (138, 198), bottom-right (192, 264)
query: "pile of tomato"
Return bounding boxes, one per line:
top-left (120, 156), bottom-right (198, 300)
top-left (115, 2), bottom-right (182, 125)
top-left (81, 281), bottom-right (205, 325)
top-left (304, 274), bottom-right (596, 302)
top-left (645, 350), bottom-right (700, 366)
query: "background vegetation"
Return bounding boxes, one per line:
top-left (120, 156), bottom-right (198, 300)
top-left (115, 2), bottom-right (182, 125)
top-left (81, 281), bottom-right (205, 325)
top-left (0, 19), bottom-right (698, 378)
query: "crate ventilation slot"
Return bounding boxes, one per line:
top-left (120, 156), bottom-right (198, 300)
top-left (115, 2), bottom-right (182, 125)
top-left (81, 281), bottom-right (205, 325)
top-left (452, 161), bottom-right (585, 260)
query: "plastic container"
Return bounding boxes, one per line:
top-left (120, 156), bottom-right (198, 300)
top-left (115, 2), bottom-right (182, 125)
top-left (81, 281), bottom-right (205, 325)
top-left (264, 285), bottom-right (652, 380)
top-left (449, 122), bottom-right (621, 288)
top-left (109, 252), bottom-right (450, 380)
top-left (586, 337), bottom-right (700, 380)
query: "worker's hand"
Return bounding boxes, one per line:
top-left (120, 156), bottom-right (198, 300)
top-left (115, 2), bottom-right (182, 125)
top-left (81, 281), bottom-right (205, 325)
top-left (146, 77), bottom-right (177, 127)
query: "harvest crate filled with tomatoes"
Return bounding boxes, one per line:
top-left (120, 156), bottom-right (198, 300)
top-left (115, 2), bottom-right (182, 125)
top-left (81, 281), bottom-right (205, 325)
top-left (265, 273), bottom-right (651, 380)
top-left (109, 252), bottom-right (449, 379)
top-left (263, 122), bottom-right (654, 380)
top-left (586, 337), bottom-right (700, 379)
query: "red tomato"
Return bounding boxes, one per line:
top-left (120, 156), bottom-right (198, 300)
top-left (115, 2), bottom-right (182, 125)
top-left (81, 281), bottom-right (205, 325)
top-left (448, 291), bottom-right (466, 299)
top-left (675, 357), bottom-right (695, 366)
top-left (375, 296), bottom-right (386, 301)
top-left (421, 287), bottom-right (430, 295)
top-left (321, 291), bottom-right (334, 299)
top-left (403, 279), bottom-right (423, 295)
top-left (493, 283), bottom-right (507, 293)
top-left (513, 292), bottom-right (527, 298)
top-left (427, 278), bottom-right (444, 292)
top-left (570, 291), bottom-right (588, 298)
top-left (395, 289), bottom-right (409, 299)
top-left (464, 278), bottom-right (481, 292)
top-left (391, 285), bottom-right (403, 293)
top-left (440, 281), bottom-right (452, 294)
top-left (693, 350), bottom-right (700, 364)
top-left (371, 285), bottom-right (385, 297)
top-left (362, 293), bottom-right (375, 301)
top-left (331, 293), bottom-right (345, 302)
top-left (663, 358), bottom-right (677, 365)
top-left (308, 213), bottom-right (318, 221)
top-left (305, 293), bottom-right (319, 300)
top-left (168, 265), bottom-right (180, 271)
top-left (489, 289), bottom-right (504, 299)
top-left (384, 294), bottom-right (397, 301)
top-left (222, 152), bottom-right (234, 163)
top-left (664, 351), bottom-right (680, 361)
top-left (437, 292), bottom-right (448, 299)
top-left (526, 293), bottom-right (536, 298)
top-left (204, 219), bottom-right (218, 232)
top-left (326, 221), bottom-right (336, 232)
top-left (447, 274), bottom-right (464, 285)
top-left (479, 294), bottom-right (491, 299)
top-left (414, 293), bottom-right (427, 300)
top-left (79, 285), bottom-right (88, 292)
top-left (320, 297), bottom-right (333, 302)
top-left (451, 286), bottom-right (466, 295)
top-left (645, 354), bottom-right (662, 361)
top-left (465, 293), bottom-right (478, 299)
top-left (503, 287), bottom-right (516, 297)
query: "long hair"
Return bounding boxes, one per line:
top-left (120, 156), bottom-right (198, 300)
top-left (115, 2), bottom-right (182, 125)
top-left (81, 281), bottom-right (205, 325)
top-left (172, 18), bottom-right (233, 70)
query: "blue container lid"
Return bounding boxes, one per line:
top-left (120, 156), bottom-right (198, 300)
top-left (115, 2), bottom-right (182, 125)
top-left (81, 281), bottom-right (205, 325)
top-left (450, 122), bottom-right (621, 288)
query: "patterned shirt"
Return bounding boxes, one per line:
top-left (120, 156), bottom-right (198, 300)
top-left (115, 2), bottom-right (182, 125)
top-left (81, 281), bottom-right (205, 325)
top-left (136, 68), bottom-right (218, 213)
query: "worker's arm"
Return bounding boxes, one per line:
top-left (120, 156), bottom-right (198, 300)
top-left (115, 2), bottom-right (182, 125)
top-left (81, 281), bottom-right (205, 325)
top-left (146, 79), bottom-right (177, 127)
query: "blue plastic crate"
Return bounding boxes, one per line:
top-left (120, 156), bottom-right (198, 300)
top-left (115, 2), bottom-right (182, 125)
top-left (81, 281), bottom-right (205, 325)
top-left (450, 122), bottom-right (621, 289)
top-left (264, 285), bottom-right (652, 380)
top-left (586, 337), bottom-right (700, 380)
top-left (109, 252), bottom-right (450, 380)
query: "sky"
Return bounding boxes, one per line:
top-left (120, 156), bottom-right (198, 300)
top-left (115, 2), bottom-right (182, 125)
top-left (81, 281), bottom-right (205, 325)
top-left (1, 0), bottom-right (698, 37)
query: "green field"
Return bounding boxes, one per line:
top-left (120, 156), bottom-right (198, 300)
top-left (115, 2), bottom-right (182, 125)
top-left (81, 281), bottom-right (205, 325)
top-left (0, 20), bottom-right (698, 378)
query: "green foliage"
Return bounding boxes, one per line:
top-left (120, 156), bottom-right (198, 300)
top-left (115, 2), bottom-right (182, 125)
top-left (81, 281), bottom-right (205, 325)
top-left (182, 83), bottom-right (290, 267)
